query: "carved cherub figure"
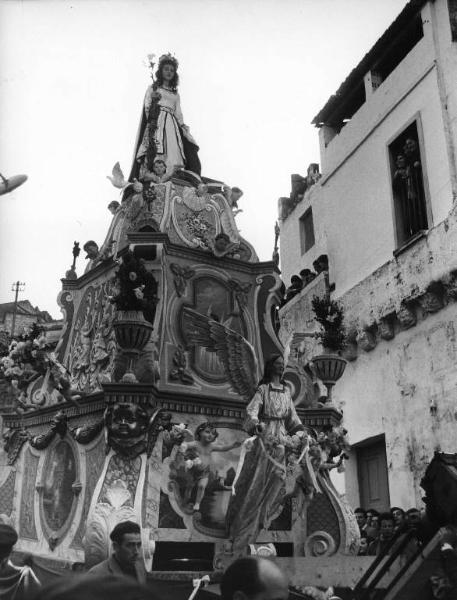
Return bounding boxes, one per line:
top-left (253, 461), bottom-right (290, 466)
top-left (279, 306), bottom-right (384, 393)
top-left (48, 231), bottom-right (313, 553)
top-left (223, 186), bottom-right (243, 216)
top-left (142, 157), bottom-right (172, 184)
top-left (180, 422), bottom-right (241, 512)
top-left (317, 428), bottom-right (348, 475)
top-left (108, 200), bottom-right (120, 215)
top-left (83, 240), bottom-right (103, 272)
top-left (207, 233), bottom-right (240, 259)
top-left (284, 434), bottom-right (319, 517)
top-left (83, 240), bottom-right (100, 261)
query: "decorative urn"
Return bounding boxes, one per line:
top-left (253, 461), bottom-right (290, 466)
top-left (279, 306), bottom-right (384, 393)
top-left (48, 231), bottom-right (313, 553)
top-left (310, 354), bottom-right (347, 403)
top-left (113, 310), bottom-right (153, 383)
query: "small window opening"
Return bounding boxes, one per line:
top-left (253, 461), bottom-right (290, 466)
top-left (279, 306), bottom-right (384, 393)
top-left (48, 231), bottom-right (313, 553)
top-left (299, 207), bottom-right (315, 254)
top-left (389, 121), bottom-right (428, 248)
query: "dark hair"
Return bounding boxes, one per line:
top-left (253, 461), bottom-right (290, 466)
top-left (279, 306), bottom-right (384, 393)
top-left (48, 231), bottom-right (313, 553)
top-left (110, 521), bottom-right (141, 544)
top-left (221, 557), bottom-right (265, 600)
top-left (0, 524), bottom-right (18, 559)
top-left (83, 240), bottom-right (98, 250)
top-left (259, 353), bottom-right (283, 385)
top-left (0, 545), bottom-right (12, 561)
top-left (354, 508), bottom-right (367, 516)
top-left (360, 530), bottom-right (368, 539)
top-left (391, 507), bottom-right (405, 515)
top-left (155, 59), bottom-right (179, 91)
top-left (367, 508), bottom-right (380, 517)
top-left (406, 507), bottom-right (420, 515)
top-left (153, 158), bottom-right (166, 168)
top-left (215, 233), bottom-right (230, 242)
top-left (379, 512), bottom-right (395, 525)
top-left (195, 422), bottom-right (218, 441)
top-left (32, 575), bottom-right (156, 600)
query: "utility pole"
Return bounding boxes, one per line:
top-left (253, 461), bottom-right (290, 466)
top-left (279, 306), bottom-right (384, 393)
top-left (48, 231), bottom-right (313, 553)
top-left (10, 281), bottom-right (25, 338)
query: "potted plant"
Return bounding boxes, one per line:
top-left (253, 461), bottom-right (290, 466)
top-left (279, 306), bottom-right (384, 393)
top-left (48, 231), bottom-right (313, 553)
top-left (310, 295), bottom-right (347, 403)
top-left (110, 250), bottom-right (158, 382)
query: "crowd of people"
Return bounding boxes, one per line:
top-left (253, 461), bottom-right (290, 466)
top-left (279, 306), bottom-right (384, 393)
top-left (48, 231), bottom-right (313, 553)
top-left (353, 505), bottom-right (422, 556)
top-left (0, 521), bottom-right (344, 600)
top-left (280, 255), bottom-right (329, 306)
top-left (2, 514), bottom-right (457, 600)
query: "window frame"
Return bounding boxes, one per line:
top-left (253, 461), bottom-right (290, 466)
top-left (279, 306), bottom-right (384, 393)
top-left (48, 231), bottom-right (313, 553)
top-left (299, 206), bottom-right (315, 255)
top-left (386, 113), bottom-right (433, 251)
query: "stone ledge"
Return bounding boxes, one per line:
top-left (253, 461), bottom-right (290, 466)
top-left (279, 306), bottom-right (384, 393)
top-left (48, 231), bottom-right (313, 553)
top-left (342, 270), bottom-right (456, 361)
top-left (276, 556), bottom-right (375, 588)
top-left (279, 211), bottom-right (457, 362)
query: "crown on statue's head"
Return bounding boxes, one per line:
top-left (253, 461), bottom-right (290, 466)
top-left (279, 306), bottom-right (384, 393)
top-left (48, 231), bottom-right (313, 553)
top-left (158, 52), bottom-right (179, 69)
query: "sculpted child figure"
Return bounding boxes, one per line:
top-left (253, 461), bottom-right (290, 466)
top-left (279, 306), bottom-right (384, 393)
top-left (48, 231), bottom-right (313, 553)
top-left (141, 157), bottom-right (173, 184)
top-left (180, 422), bottom-right (241, 512)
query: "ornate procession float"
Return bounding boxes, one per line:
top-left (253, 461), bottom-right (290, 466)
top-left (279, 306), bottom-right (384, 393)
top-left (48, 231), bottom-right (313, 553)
top-left (0, 53), bottom-right (358, 582)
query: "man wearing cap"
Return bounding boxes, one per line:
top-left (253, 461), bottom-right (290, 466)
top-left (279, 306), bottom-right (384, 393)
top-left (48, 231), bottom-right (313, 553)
top-left (87, 520), bottom-right (146, 584)
top-left (0, 523), bottom-right (41, 600)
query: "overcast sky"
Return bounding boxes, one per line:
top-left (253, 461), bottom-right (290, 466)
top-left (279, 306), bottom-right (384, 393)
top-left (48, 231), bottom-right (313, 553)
top-left (0, 0), bottom-right (408, 319)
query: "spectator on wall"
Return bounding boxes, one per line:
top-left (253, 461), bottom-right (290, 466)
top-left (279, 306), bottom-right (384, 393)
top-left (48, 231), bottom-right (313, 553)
top-left (354, 508), bottom-right (368, 534)
top-left (358, 531), bottom-right (369, 556)
top-left (367, 513), bottom-right (396, 556)
top-left (366, 509), bottom-right (380, 541)
top-left (0, 523), bottom-right (41, 600)
top-left (391, 507), bottom-right (406, 531)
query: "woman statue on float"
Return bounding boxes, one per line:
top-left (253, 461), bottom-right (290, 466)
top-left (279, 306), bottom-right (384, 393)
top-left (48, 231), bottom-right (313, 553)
top-left (226, 354), bottom-right (307, 554)
top-left (133, 53), bottom-right (201, 181)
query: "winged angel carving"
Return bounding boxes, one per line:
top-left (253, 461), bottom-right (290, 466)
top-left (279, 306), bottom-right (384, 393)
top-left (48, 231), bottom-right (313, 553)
top-left (183, 308), bottom-right (320, 553)
top-left (183, 307), bottom-right (259, 399)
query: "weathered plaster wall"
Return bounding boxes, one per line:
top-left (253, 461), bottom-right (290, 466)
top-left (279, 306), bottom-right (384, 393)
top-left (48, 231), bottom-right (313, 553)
top-left (338, 209), bottom-right (457, 329)
top-left (430, 0), bottom-right (457, 202)
top-left (340, 301), bottom-right (457, 510)
top-left (280, 209), bottom-right (457, 509)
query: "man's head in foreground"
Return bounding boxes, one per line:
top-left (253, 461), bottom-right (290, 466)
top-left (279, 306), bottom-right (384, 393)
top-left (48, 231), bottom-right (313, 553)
top-left (221, 557), bottom-right (288, 600)
top-left (110, 521), bottom-right (142, 567)
top-left (0, 524), bottom-right (18, 568)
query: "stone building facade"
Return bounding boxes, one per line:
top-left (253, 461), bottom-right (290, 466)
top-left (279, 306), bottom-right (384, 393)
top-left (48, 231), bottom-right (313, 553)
top-left (0, 300), bottom-right (54, 337)
top-left (278, 0), bottom-right (457, 511)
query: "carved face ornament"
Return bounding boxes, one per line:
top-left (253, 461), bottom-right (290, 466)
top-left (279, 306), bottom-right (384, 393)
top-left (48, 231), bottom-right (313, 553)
top-left (105, 403), bottom-right (150, 457)
top-left (110, 403), bottom-right (147, 437)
